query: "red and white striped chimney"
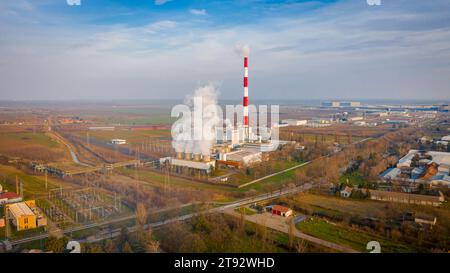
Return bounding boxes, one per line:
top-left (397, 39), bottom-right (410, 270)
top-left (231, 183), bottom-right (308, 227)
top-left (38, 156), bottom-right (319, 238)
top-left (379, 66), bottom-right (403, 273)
top-left (243, 55), bottom-right (249, 140)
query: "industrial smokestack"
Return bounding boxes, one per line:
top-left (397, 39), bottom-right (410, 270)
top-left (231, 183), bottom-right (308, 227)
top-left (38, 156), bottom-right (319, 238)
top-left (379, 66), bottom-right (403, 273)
top-left (203, 154), bottom-right (211, 162)
top-left (243, 54), bottom-right (249, 141)
top-left (194, 153), bottom-right (201, 161)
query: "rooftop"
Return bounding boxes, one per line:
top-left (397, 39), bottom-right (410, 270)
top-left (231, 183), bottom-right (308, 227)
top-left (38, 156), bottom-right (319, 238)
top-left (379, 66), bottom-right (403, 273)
top-left (272, 205), bottom-right (292, 213)
top-left (0, 192), bottom-right (21, 200)
top-left (8, 202), bottom-right (34, 218)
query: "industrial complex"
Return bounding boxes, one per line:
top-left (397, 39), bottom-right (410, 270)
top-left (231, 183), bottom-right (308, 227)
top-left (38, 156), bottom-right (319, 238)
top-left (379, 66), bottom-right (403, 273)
top-left (161, 52), bottom-right (284, 175)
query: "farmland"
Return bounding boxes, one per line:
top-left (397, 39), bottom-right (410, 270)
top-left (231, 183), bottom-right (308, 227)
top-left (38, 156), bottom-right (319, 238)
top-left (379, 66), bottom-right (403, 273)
top-left (0, 164), bottom-right (75, 198)
top-left (0, 127), bottom-right (70, 162)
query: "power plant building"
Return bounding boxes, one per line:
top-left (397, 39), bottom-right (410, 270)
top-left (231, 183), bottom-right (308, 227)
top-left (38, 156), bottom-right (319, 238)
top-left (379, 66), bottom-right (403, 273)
top-left (220, 149), bottom-right (262, 165)
top-left (169, 157), bottom-right (216, 173)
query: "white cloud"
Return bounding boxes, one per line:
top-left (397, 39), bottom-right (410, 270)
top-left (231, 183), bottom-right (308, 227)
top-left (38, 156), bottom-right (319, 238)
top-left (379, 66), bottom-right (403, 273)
top-left (189, 9), bottom-right (207, 16)
top-left (154, 0), bottom-right (172, 6)
top-left (145, 20), bottom-right (177, 33)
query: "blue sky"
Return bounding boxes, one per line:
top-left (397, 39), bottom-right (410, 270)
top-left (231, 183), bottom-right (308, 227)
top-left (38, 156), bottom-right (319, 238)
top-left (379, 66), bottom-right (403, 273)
top-left (0, 0), bottom-right (450, 101)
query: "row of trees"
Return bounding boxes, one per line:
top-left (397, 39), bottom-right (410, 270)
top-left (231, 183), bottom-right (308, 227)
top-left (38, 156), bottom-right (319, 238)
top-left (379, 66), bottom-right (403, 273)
top-left (292, 127), bottom-right (423, 186)
top-left (155, 213), bottom-right (315, 253)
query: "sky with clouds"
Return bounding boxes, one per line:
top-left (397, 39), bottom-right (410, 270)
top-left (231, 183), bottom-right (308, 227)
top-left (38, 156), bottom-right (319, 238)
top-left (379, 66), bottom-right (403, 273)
top-left (0, 0), bottom-right (449, 101)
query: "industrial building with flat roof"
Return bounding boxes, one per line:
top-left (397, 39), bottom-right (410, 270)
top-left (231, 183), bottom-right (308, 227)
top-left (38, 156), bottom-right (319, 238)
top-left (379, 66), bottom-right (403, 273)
top-left (220, 149), bottom-right (262, 165)
top-left (7, 202), bottom-right (37, 231)
top-left (6, 200), bottom-right (47, 231)
top-left (380, 149), bottom-right (450, 187)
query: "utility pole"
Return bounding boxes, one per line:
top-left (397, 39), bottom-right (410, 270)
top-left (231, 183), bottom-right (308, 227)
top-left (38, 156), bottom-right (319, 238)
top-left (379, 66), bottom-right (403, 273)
top-left (20, 181), bottom-right (24, 198)
top-left (45, 169), bottom-right (48, 190)
top-left (114, 192), bottom-right (117, 211)
top-left (5, 206), bottom-right (10, 239)
top-left (15, 175), bottom-right (19, 195)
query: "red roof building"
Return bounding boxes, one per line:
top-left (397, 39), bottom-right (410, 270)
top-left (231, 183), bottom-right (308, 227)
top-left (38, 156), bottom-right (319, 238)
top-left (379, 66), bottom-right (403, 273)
top-left (0, 192), bottom-right (23, 205)
top-left (272, 205), bottom-right (293, 217)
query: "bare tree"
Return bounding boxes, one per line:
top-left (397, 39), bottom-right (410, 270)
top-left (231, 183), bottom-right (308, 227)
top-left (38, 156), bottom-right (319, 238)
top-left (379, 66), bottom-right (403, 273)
top-left (295, 239), bottom-right (308, 253)
top-left (288, 220), bottom-right (295, 249)
top-left (136, 202), bottom-right (148, 228)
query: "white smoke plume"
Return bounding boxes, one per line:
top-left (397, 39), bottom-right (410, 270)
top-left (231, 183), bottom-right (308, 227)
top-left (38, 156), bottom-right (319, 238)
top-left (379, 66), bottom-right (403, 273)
top-left (235, 44), bottom-right (250, 57)
top-left (171, 83), bottom-right (221, 157)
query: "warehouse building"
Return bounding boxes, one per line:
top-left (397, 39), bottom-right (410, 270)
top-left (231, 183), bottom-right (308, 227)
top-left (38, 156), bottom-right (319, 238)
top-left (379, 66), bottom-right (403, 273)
top-left (381, 150), bottom-right (450, 187)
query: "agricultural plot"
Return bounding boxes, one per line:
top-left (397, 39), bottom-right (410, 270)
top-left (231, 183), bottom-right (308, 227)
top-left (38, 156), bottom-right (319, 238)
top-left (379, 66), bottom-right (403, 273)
top-left (0, 164), bottom-right (67, 198)
top-left (297, 217), bottom-right (415, 253)
top-left (74, 129), bottom-right (171, 144)
top-left (0, 130), bottom-right (69, 162)
top-left (288, 193), bottom-right (450, 223)
top-left (107, 105), bottom-right (175, 125)
top-left (114, 167), bottom-right (244, 203)
top-left (63, 128), bottom-right (171, 164)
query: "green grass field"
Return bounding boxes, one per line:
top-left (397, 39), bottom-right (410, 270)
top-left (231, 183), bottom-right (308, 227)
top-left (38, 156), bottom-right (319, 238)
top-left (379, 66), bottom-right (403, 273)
top-left (229, 160), bottom-right (303, 189)
top-left (235, 207), bottom-right (257, 215)
top-left (1, 132), bottom-right (58, 147)
top-left (0, 165), bottom-right (60, 198)
top-left (115, 167), bottom-right (240, 202)
top-left (290, 193), bottom-right (391, 218)
top-left (106, 116), bottom-right (175, 125)
top-left (0, 131), bottom-right (69, 161)
top-left (81, 129), bottom-right (171, 143)
top-left (117, 159), bottom-right (306, 198)
top-left (297, 218), bottom-right (416, 253)
top-left (339, 171), bottom-right (367, 186)
top-left (243, 162), bottom-right (306, 191)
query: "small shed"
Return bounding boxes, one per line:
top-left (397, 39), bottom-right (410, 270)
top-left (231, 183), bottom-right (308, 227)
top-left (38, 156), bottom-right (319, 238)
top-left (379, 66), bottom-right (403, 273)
top-left (272, 205), bottom-right (293, 217)
top-left (340, 186), bottom-right (353, 198)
